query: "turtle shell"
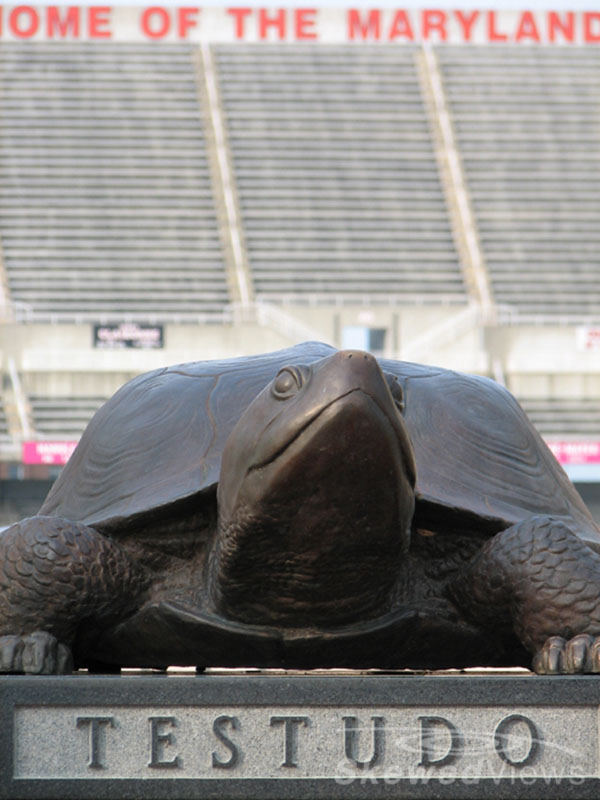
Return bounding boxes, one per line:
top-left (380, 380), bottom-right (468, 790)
top-left (378, 357), bottom-right (600, 549)
top-left (40, 342), bottom-right (335, 529)
top-left (40, 342), bottom-right (600, 550)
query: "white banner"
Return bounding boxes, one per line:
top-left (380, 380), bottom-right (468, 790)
top-left (0, 6), bottom-right (599, 43)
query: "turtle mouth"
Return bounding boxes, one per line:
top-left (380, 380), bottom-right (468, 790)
top-left (249, 387), bottom-right (411, 478)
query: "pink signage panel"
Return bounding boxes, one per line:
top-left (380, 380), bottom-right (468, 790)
top-left (23, 441), bottom-right (77, 466)
top-left (546, 440), bottom-right (600, 466)
top-left (22, 439), bottom-right (600, 467)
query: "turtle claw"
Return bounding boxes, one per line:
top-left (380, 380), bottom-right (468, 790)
top-left (0, 632), bottom-right (73, 675)
top-left (0, 635), bottom-right (24, 672)
top-left (533, 634), bottom-right (600, 674)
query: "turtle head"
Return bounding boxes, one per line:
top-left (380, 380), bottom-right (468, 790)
top-left (210, 349), bottom-right (416, 628)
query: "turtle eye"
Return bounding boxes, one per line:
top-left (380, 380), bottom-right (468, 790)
top-left (272, 367), bottom-right (306, 400)
top-left (385, 373), bottom-right (405, 413)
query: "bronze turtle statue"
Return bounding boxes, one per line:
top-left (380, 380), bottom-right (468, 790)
top-left (1, 341), bottom-right (600, 675)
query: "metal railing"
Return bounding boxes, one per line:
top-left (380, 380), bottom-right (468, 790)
top-left (7, 358), bottom-right (33, 440)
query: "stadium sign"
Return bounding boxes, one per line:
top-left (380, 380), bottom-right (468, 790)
top-left (0, 6), bottom-right (599, 43)
top-left (93, 322), bottom-right (164, 349)
top-left (547, 440), bottom-right (600, 466)
top-left (23, 441), bottom-right (77, 466)
top-left (576, 326), bottom-right (600, 351)
top-left (22, 438), bottom-right (600, 468)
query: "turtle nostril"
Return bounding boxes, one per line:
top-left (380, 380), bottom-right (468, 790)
top-left (341, 350), bottom-right (375, 363)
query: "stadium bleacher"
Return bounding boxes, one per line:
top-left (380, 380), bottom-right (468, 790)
top-left (2, 42), bottom-right (598, 321)
top-left (214, 44), bottom-right (466, 303)
top-left (0, 43), bottom-right (229, 321)
top-left (24, 391), bottom-right (600, 447)
top-left (519, 397), bottom-right (600, 438)
top-left (29, 395), bottom-right (107, 439)
top-left (437, 45), bottom-right (600, 322)
top-left (28, 394), bottom-right (600, 443)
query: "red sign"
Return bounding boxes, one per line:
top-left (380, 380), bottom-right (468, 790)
top-left (546, 440), bottom-right (600, 466)
top-left (23, 441), bottom-right (77, 466)
top-left (0, 7), bottom-right (599, 44)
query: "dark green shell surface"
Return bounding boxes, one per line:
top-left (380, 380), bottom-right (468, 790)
top-left (40, 342), bottom-right (600, 549)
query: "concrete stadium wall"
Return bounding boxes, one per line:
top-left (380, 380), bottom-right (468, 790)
top-left (486, 326), bottom-right (600, 398)
top-left (3, 313), bottom-right (600, 398)
top-left (1, 321), bottom-right (294, 396)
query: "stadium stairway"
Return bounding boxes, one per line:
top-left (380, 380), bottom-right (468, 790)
top-left (520, 397), bottom-right (600, 439)
top-left (28, 395), bottom-right (107, 439)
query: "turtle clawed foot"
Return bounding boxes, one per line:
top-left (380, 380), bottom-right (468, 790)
top-left (0, 632), bottom-right (73, 675)
top-left (533, 634), bottom-right (600, 675)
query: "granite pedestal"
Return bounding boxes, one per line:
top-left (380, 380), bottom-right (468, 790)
top-left (2, 671), bottom-right (600, 799)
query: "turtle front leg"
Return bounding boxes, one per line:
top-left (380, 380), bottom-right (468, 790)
top-left (450, 515), bottom-right (600, 674)
top-left (0, 516), bottom-right (149, 674)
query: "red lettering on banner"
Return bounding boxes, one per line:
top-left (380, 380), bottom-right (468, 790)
top-left (487, 10), bottom-right (507, 42)
top-left (348, 9), bottom-right (380, 40)
top-left (515, 11), bottom-right (540, 42)
top-left (454, 10), bottom-right (478, 41)
top-left (46, 6), bottom-right (79, 37)
top-left (1, 6), bottom-right (600, 45)
top-left (227, 8), bottom-right (251, 39)
top-left (9, 5), bottom-right (39, 38)
top-left (388, 10), bottom-right (413, 41)
top-left (584, 12), bottom-right (600, 43)
top-left (548, 11), bottom-right (574, 43)
top-left (141, 6), bottom-right (169, 38)
top-left (422, 9), bottom-right (447, 41)
top-left (295, 8), bottom-right (316, 40)
top-left (177, 7), bottom-right (199, 38)
top-left (88, 6), bottom-right (111, 38)
top-left (258, 8), bottom-right (285, 39)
